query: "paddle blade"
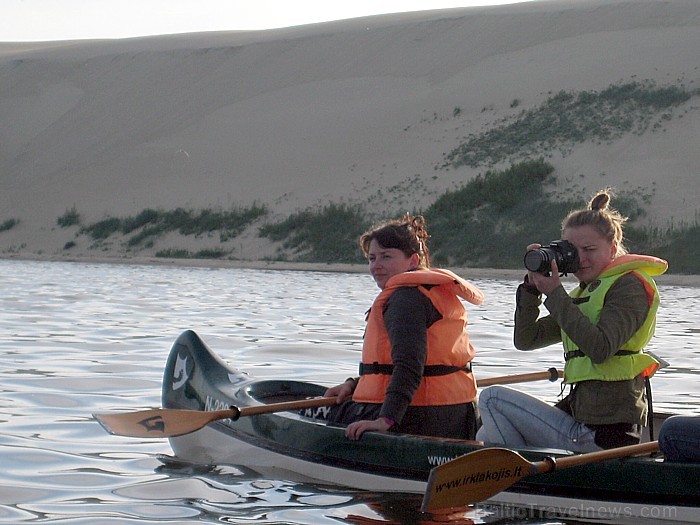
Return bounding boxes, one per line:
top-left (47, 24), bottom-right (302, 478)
top-left (93, 408), bottom-right (237, 438)
top-left (421, 448), bottom-right (534, 512)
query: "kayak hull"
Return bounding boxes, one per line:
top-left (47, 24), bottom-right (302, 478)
top-left (162, 330), bottom-right (700, 523)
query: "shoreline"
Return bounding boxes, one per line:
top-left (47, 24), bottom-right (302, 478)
top-left (3, 253), bottom-right (698, 286)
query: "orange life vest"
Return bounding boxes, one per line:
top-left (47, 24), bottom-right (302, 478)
top-left (352, 269), bottom-right (484, 406)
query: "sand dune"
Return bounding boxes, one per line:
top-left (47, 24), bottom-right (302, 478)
top-left (1, 0), bottom-right (699, 264)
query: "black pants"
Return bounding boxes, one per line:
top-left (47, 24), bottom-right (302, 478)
top-left (308, 400), bottom-right (480, 440)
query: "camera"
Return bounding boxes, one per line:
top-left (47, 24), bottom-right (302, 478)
top-left (524, 240), bottom-right (579, 275)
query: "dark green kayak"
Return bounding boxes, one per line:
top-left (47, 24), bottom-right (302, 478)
top-left (162, 330), bottom-right (699, 523)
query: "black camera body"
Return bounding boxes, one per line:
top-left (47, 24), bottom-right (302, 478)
top-left (524, 240), bottom-right (579, 276)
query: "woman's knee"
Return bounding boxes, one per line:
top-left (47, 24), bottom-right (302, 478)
top-left (659, 416), bottom-right (700, 462)
top-left (659, 416), bottom-right (679, 440)
top-left (478, 385), bottom-right (521, 410)
top-left (660, 416), bottom-right (695, 441)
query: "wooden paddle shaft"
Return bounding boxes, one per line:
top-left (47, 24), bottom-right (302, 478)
top-left (537, 440), bottom-right (660, 473)
top-left (234, 369), bottom-right (561, 418)
top-left (477, 368), bottom-right (562, 387)
top-left (236, 396), bottom-right (338, 418)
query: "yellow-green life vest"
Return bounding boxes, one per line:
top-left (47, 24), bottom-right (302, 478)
top-left (562, 254), bottom-right (667, 384)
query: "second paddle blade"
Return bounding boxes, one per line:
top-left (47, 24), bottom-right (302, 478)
top-left (93, 407), bottom-right (238, 438)
top-left (421, 447), bottom-right (534, 512)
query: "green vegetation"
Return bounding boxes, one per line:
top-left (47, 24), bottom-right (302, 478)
top-left (57, 206), bottom-right (81, 227)
top-left (0, 218), bottom-right (19, 232)
top-left (83, 217), bottom-right (121, 240)
top-left (155, 248), bottom-right (229, 259)
top-left (424, 159), bottom-right (656, 267)
top-left (253, 159), bottom-right (699, 273)
top-left (259, 203), bottom-right (371, 263)
top-left (81, 204), bottom-right (267, 246)
top-left (443, 80), bottom-right (699, 168)
top-left (155, 248), bottom-right (190, 258)
top-left (425, 159), bottom-right (565, 267)
top-left (651, 224), bottom-right (700, 274)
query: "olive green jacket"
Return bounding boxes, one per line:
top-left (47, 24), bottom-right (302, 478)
top-left (514, 273), bottom-right (650, 425)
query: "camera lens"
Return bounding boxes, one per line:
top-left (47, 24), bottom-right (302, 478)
top-left (524, 249), bottom-right (549, 273)
top-left (524, 240), bottom-right (579, 275)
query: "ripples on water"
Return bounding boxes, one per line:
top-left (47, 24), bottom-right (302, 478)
top-left (0, 260), bottom-right (697, 524)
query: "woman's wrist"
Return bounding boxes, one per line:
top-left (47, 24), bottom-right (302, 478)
top-left (521, 274), bottom-right (540, 295)
top-left (380, 416), bottom-right (394, 428)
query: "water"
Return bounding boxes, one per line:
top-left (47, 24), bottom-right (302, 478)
top-left (0, 259), bottom-right (697, 524)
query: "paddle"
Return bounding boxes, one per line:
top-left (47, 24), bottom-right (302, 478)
top-left (94, 396), bottom-right (339, 438)
top-left (421, 440), bottom-right (660, 512)
top-left (476, 367), bottom-right (561, 387)
top-left (94, 368), bottom-right (563, 438)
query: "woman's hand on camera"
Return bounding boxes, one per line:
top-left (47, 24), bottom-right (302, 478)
top-left (525, 244), bottom-right (542, 289)
top-left (529, 259), bottom-right (562, 295)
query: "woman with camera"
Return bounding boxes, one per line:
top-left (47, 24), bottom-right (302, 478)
top-left (476, 189), bottom-right (667, 452)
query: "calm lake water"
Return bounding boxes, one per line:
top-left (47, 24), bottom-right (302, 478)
top-left (1, 259), bottom-right (698, 524)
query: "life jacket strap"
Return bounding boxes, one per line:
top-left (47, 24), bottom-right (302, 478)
top-left (564, 349), bottom-right (637, 361)
top-left (359, 361), bottom-right (472, 376)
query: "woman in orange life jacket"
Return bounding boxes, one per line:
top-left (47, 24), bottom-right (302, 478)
top-left (323, 213), bottom-right (484, 441)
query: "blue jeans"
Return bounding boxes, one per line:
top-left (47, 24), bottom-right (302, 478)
top-left (659, 415), bottom-right (700, 462)
top-left (476, 385), bottom-right (602, 453)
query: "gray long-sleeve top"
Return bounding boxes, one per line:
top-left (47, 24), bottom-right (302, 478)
top-left (379, 286), bottom-right (442, 423)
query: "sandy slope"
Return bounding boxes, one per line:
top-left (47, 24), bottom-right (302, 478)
top-left (1, 0), bottom-right (699, 266)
